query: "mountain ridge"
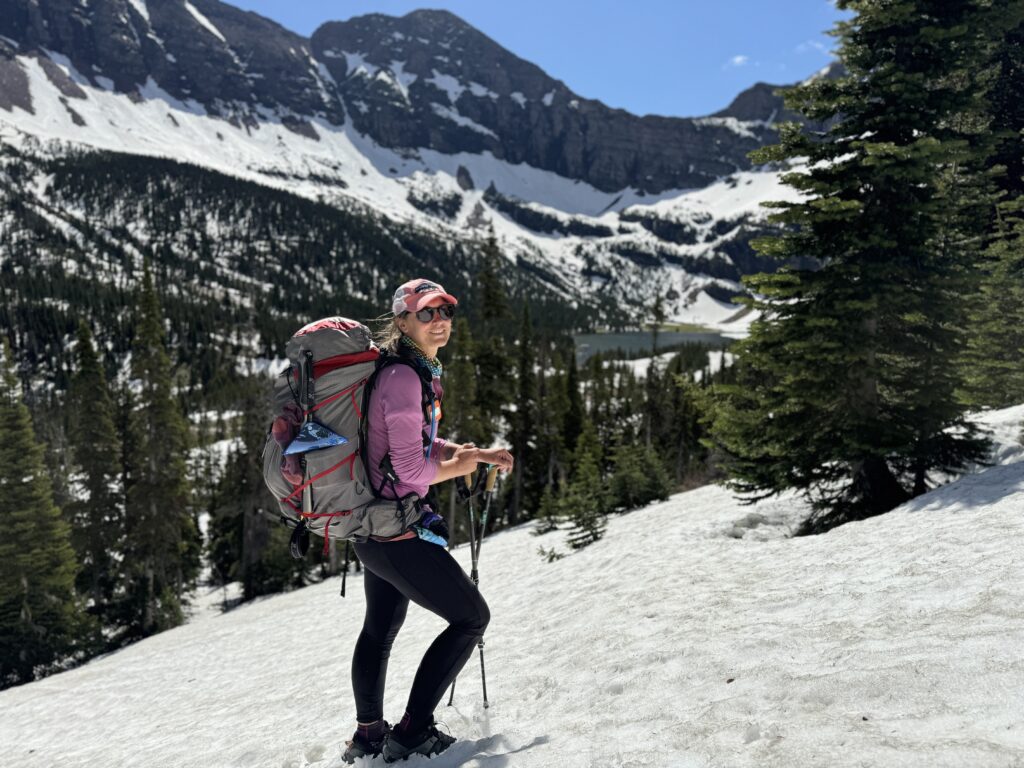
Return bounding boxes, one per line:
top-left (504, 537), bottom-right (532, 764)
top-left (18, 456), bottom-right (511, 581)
top-left (0, 0), bottom-right (799, 193)
top-left (0, 0), bottom-right (830, 347)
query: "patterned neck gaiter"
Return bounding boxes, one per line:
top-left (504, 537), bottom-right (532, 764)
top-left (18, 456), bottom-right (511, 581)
top-left (400, 334), bottom-right (443, 378)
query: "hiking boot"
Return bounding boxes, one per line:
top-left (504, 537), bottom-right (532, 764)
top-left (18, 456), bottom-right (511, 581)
top-left (342, 721), bottom-right (390, 764)
top-left (382, 720), bottom-right (455, 763)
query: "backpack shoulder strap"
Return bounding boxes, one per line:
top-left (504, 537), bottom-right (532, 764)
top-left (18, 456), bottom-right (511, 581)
top-left (359, 350), bottom-right (435, 497)
top-left (373, 350), bottom-right (434, 409)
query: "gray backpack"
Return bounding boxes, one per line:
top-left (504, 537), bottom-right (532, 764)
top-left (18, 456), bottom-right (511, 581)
top-left (261, 317), bottom-right (426, 556)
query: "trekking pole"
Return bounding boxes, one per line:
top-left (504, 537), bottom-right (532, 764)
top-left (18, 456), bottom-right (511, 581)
top-left (447, 465), bottom-right (499, 708)
top-left (475, 465), bottom-right (499, 708)
top-left (447, 469), bottom-right (476, 707)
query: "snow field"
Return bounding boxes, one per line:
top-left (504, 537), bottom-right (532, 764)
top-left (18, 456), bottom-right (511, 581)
top-left (3, 407), bottom-right (1024, 767)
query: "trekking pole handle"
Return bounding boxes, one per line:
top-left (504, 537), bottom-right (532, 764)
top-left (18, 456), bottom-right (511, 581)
top-left (485, 465), bottom-right (498, 492)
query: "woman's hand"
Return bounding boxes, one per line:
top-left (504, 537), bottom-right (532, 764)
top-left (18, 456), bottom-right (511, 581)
top-left (430, 443), bottom-right (512, 485)
top-left (445, 441), bottom-right (473, 461)
top-left (477, 447), bottom-right (514, 473)
top-left (451, 443), bottom-right (482, 474)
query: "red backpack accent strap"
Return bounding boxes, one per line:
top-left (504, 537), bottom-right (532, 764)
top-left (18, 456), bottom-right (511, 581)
top-left (300, 510), bottom-right (354, 555)
top-left (281, 453), bottom-right (359, 504)
top-left (290, 350), bottom-right (380, 382)
top-left (306, 378), bottom-right (367, 417)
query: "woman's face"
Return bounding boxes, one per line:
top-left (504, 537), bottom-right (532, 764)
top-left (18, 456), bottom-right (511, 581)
top-left (397, 296), bottom-right (453, 355)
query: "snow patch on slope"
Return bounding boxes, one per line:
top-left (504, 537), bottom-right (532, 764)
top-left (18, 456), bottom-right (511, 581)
top-left (468, 81), bottom-right (498, 99)
top-left (632, 169), bottom-right (800, 222)
top-left (388, 60), bottom-right (417, 99)
top-left (695, 115), bottom-right (759, 139)
top-left (342, 51), bottom-right (377, 79)
top-left (425, 70), bottom-right (464, 102)
top-left (669, 290), bottom-right (751, 335)
top-left (183, 1), bottom-right (226, 43)
top-left (125, 0), bottom-right (150, 25)
top-left (430, 103), bottom-right (496, 138)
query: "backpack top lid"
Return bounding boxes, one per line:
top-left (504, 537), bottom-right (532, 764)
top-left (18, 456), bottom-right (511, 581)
top-left (285, 317), bottom-right (375, 362)
top-left (293, 316), bottom-right (366, 337)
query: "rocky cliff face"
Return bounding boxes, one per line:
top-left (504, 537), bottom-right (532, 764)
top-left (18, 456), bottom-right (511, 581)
top-left (713, 61), bottom-right (844, 126)
top-left (0, 0), bottom-right (343, 125)
top-left (0, 0), bottom-right (796, 193)
top-left (312, 9), bottom-right (778, 193)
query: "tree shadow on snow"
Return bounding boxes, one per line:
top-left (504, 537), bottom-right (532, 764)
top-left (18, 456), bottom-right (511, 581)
top-left (902, 461), bottom-right (1024, 515)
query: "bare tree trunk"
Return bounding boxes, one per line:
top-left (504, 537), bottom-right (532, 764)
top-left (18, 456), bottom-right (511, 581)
top-left (850, 314), bottom-right (908, 516)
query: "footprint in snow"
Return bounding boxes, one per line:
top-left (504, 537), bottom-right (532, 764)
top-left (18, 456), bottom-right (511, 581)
top-left (279, 742), bottom-right (328, 768)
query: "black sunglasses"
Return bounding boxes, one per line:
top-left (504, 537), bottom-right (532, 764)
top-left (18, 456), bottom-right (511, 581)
top-left (413, 304), bottom-right (456, 323)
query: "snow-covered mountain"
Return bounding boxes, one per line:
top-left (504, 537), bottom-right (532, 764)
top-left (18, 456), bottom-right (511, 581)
top-left (0, 0), bottom-right (834, 326)
top-left (2, 405), bottom-right (1022, 768)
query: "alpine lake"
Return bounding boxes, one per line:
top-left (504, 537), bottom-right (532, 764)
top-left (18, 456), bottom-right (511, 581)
top-left (574, 328), bottom-right (731, 365)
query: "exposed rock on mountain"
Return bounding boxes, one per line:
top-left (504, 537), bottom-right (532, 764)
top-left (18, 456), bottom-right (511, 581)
top-left (0, 0), bottom-right (343, 124)
top-left (313, 9), bottom-right (775, 193)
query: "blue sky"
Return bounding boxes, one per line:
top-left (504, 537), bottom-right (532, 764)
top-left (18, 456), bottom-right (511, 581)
top-left (228, 1), bottom-right (848, 117)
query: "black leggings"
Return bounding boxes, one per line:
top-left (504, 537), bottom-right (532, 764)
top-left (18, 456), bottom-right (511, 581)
top-left (351, 537), bottom-right (490, 731)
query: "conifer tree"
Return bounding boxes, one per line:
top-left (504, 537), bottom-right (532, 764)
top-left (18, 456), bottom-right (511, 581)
top-left (209, 382), bottom-right (302, 601)
top-left (585, 352), bottom-right (618, 449)
top-left (710, 0), bottom-right (1012, 532)
top-left (562, 353), bottom-right (583, 455)
top-left (443, 317), bottom-right (487, 446)
top-left (988, 14), bottom-right (1024, 208)
top-left (508, 302), bottom-right (538, 525)
top-left (650, 293), bottom-right (666, 355)
top-left (536, 345), bottom-right (570, 489)
top-left (609, 441), bottom-right (671, 513)
top-left (471, 232), bottom-right (513, 443)
top-left (961, 198), bottom-right (1024, 406)
top-left (441, 317), bottom-right (486, 545)
top-left (642, 356), bottom-right (668, 449)
top-left (67, 321), bottom-right (124, 633)
top-left (564, 422), bottom-right (607, 549)
top-left (122, 262), bottom-right (199, 637)
top-left (960, 15), bottom-right (1024, 407)
top-left (0, 340), bottom-right (87, 686)
top-left (477, 231), bottom-right (511, 328)
top-left (667, 372), bottom-right (708, 486)
top-left (532, 485), bottom-right (562, 536)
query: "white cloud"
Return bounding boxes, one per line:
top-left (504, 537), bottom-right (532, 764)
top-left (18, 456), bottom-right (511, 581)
top-left (726, 55), bottom-right (749, 68)
top-left (796, 39), bottom-right (829, 54)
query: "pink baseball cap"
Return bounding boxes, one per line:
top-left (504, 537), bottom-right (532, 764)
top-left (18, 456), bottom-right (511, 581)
top-left (391, 278), bottom-right (459, 315)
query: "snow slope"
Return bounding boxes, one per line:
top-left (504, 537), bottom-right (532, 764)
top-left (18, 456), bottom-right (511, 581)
top-left (4, 413), bottom-right (1021, 768)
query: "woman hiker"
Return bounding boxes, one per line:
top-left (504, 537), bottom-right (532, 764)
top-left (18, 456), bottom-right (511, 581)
top-left (342, 278), bottom-right (514, 764)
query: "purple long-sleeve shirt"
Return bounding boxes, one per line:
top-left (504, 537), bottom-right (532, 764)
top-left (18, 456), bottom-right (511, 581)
top-left (366, 363), bottom-right (447, 500)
